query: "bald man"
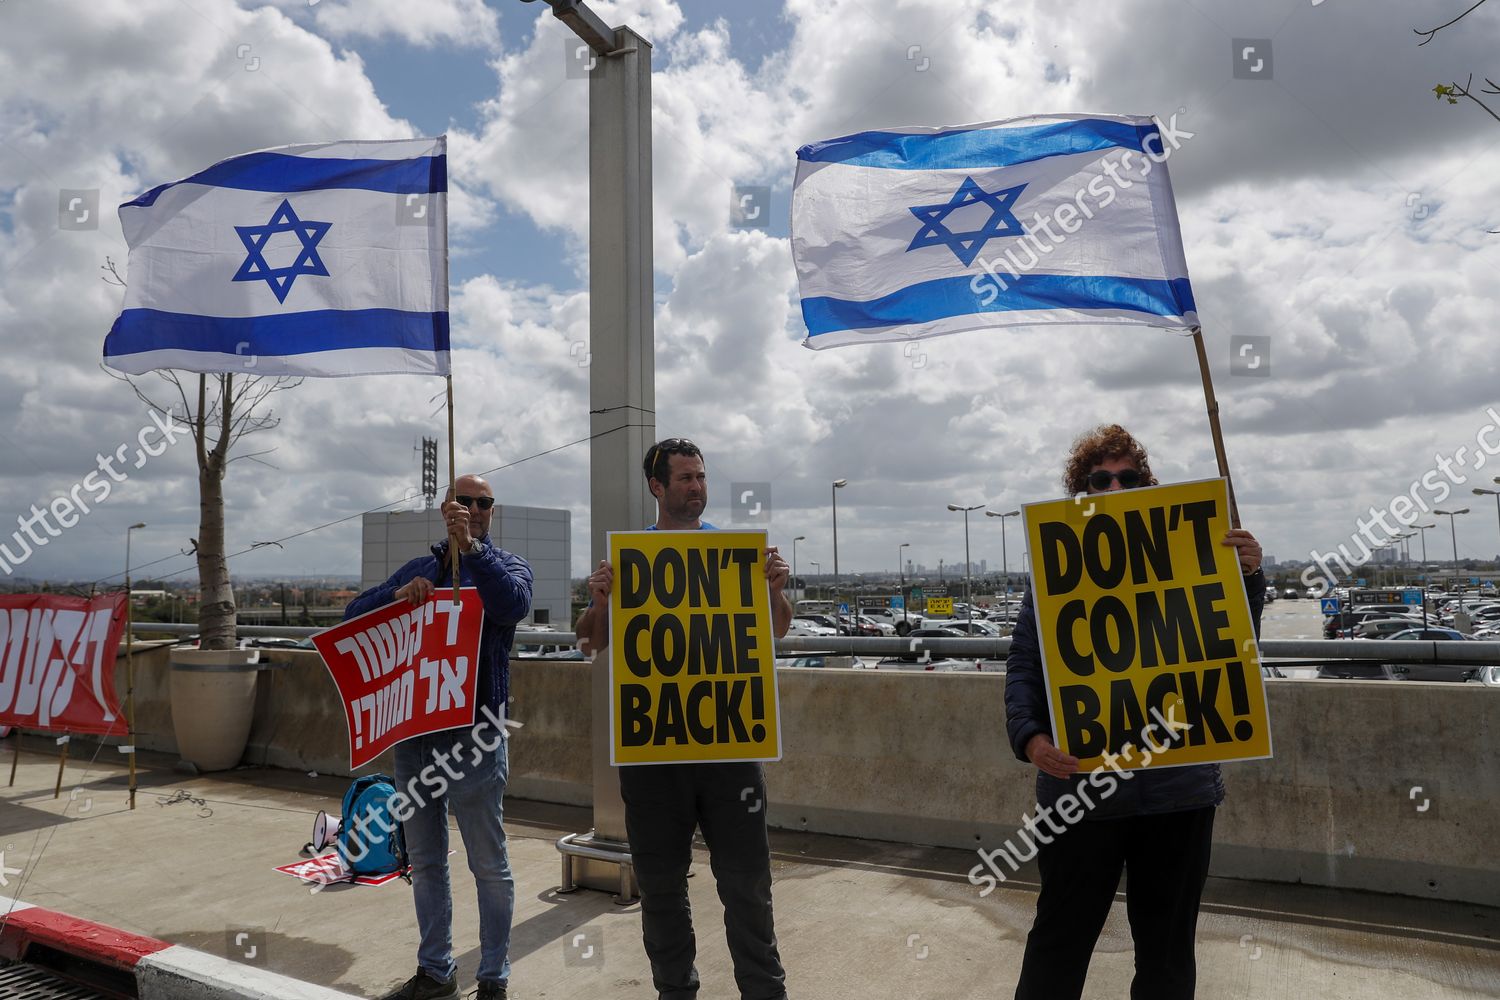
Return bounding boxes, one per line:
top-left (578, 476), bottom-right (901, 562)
top-left (345, 475), bottom-right (533, 1000)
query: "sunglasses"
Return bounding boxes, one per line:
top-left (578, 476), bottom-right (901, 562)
top-left (454, 495), bottom-right (495, 510)
top-left (1087, 469), bottom-right (1142, 491)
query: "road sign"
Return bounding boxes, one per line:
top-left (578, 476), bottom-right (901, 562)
top-left (1319, 597), bottom-right (1341, 615)
top-left (1402, 589), bottom-right (1423, 606)
top-left (911, 587), bottom-right (923, 600)
top-left (890, 596), bottom-right (904, 610)
top-left (838, 602), bottom-right (849, 614)
top-left (1356, 578), bottom-right (1367, 587)
top-left (926, 597), bottom-right (953, 617)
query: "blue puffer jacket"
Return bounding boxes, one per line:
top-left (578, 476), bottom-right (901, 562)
top-left (1004, 568), bottom-right (1266, 819)
top-left (344, 536), bottom-right (533, 718)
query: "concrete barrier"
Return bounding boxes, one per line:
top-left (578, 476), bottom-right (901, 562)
top-left (99, 649), bottom-right (1498, 905)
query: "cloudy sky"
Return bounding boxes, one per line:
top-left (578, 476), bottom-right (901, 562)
top-left (2, 0), bottom-right (1499, 591)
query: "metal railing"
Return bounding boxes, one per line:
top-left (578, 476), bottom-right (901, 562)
top-left (128, 622), bottom-right (1500, 666)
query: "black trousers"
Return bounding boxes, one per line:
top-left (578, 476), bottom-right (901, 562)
top-left (619, 762), bottom-right (787, 1000)
top-left (1014, 806), bottom-right (1216, 1000)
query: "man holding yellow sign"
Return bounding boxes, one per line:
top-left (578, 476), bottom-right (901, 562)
top-left (575, 438), bottom-right (793, 1000)
top-left (1003, 424), bottom-right (1268, 1000)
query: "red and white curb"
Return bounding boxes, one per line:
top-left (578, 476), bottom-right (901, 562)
top-left (0, 895), bottom-right (361, 999)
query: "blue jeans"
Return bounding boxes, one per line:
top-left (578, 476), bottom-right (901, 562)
top-left (394, 726), bottom-right (514, 986)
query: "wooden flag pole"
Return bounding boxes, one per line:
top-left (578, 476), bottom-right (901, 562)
top-left (446, 374), bottom-right (461, 603)
top-left (1191, 327), bottom-right (1242, 530)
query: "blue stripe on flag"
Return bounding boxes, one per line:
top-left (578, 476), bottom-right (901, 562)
top-left (123, 152), bottom-right (447, 209)
top-left (104, 308), bottom-right (450, 357)
top-left (797, 119), bottom-right (1159, 171)
top-left (800, 274), bottom-right (1196, 337)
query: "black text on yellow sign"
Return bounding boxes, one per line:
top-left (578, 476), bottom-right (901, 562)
top-left (1023, 479), bottom-right (1272, 772)
top-left (609, 530), bottom-right (781, 765)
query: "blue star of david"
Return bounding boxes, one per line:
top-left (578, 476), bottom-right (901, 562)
top-left (906, 177), bottom-right (1028, 267)
top-left (231, 199), bottom-right (332, 303)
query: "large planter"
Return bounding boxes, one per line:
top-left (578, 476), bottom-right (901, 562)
top-left (169, 648), bottom-right (262, 771)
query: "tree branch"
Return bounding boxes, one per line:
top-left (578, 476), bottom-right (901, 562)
top-left (1436, 75), bottom-right (1500, 124)
top-left (1416, 0), bottom-right (1491, 44)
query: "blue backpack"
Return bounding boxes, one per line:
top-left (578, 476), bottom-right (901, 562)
top-left (336, 774), bottom-right (409, 879)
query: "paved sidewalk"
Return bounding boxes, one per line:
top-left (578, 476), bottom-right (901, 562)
top-left (1, 742), bottom-right (1496, 999)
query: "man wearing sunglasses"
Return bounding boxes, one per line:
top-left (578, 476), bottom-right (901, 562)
top-left (575, 438), bottom-right (794, 1000)
top-left (1004, 425), bottom-right (1265, 1000)
top-left (345, 474), bottom-right (533, 1000)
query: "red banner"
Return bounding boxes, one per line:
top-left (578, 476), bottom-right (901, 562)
top-left (0, 593), bottom-right (128, 735)
top-left (313, 589), bottom-right (484, 769)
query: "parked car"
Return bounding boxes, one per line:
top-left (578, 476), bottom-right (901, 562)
top-left (1324, 609), bottom-right (1421, 639)
top-left (1354, 618), bottom-right (1432, 639)
top-left (775, 654), bottom-right (855, 669)
top-left (788, 618), bottom-right (838, 637)
top-left (798, 613), bottom-right (851, 635)
top-left (922, 658), bottom-right (988, 672)
top-left (1282, 588), bottom-right (1299, 600)
top-left (862, 607), bottom-right (922, 635)
top-left (1383, 627), bottom-right (1484, 682)
top-left (1263, 586), bottom-right (1277, 603)
top-left (1316, 661), bottom-right (1396, 680)
top-left (853, 614), bottom-right (897, 636)
top-left (900, 626), bottom-right (965, 661)
top-left (945, 619), bottom-right (1003, 636)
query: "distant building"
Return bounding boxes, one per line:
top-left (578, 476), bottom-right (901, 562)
top-left (360, 505), bottom-right (571, 627)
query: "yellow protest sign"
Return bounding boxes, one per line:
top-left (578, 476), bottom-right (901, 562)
top-left (926, 597), bottom-right (954, 617)
top-left (1022, 478), bottom-right (1271, 772)
top-left (609, 530), bottom-right (781, 765)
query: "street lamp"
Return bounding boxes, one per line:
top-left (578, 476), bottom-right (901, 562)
top-left (1397, 531), bottom-right (1418, 586)
top-left (985, 509), bottom-right (1021, 626)
top-left (125, 522), bottom-right (146, 810)
top-left (809, 561), bottom-right (821, 602)
top-left (1434, 508), bottom-right (1470, 611)
top-left (1413, 521), bottom-right (1435, 583)
top-left (947, 502), bottom-right (986, 626)
top-left (831, 479), bottom-right (847, 624)
top-left (898, 542), bottom-right (910, 628)
top-left (1473, 487), bottom-right (1500, 553)
top-left (792, 535), bottom-right (805, 601)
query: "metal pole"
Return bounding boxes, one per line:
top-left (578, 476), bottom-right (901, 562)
top-left (831, 483), bottom-right (840, 627)
top-left (1001, 520), bottom-right (1010, 626)
top-left (574, 13), bottom-right (656, 895)
top-left (792, 536), bottom-right (804, 603)
top-left (963, 510), bottom-right (972, 627)
top-left (1451, 515), bottom-right (1461, 611)
top-left (898, 543), bottom-right (909, 627)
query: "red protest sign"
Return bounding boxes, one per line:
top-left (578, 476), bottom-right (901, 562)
top-left (0, 593), bottom-right (128, 735)
top-left (313, 590), bottom-right (484, 769)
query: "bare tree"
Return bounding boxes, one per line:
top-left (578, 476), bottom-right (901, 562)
top-left (103, 257), bottom-right (301, 651)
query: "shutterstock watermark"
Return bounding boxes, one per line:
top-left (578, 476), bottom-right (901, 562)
top-left (968, 703), bottom-right (1192, 896)
top-left (1300, 406), bottom-right (1500, 595)
top-left (0, 408), bottom-right (187, 576)
top-left (966, 112), bottom-right (1196, 307)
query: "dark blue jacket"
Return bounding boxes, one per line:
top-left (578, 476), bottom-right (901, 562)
top-left (1004, 569), bottom-right (1266, 819)
top-left (344, 535), bottom-right (533, 718)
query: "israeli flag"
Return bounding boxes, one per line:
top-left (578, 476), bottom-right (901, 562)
top-left (791, 114), bottom-right (1198, 350)
top-left (104, 137), bottom-right (449, 377)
